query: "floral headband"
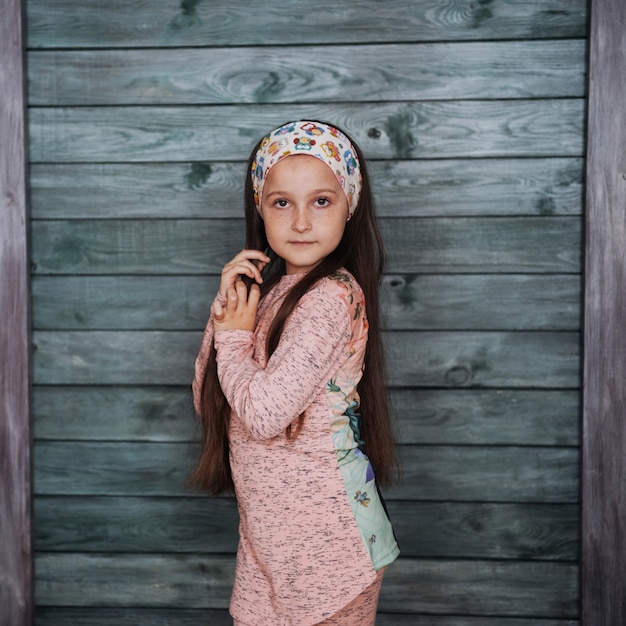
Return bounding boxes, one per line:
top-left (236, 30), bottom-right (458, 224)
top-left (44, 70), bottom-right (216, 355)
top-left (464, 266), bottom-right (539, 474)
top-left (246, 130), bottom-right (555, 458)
top-left (251, 121), bottom-right (362, 217)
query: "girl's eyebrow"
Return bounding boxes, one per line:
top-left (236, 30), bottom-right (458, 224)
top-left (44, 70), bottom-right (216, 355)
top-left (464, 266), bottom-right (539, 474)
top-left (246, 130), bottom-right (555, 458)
top-left (265, 188), bottom-right (340, 197)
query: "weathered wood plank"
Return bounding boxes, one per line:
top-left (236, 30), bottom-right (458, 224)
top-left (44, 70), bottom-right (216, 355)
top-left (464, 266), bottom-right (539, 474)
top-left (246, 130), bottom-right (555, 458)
top-left (35, 608), bottom-right (233, 626)
top-left (389, 501), bottom-right (578, 561)
top-left (378, 559), bottom-right (578, 617)
top-left (393, 389), bottom-right (579, 447)
top-left (382, 274), bottom-right (580, 330)
top-left (0, 0), bottom-right (33, 623)
top-left (27, 100), bottom-right (585, 163)
top-left (28, 40), bottom-right (586, 106)
top-left (34, 496), bottom-right (578, 561)
top-left (30, 275), bottom-right (222, 330)
top-left (371, 158), bottom-right (584, 218)
top-left (32, 386), bottom-right (196, 442)
top-left (378, 618), bottom-right (578, 626)
top-left (26, 0), bottom-right (588, 48)
top-left (29, 158), bottom-right (584, 219)
top-left (35, 553), bottom-right (234, 608)
top-left (34, 554), bottom-right (578, 617)
top-left (34, 496), bottom-right (240, 554)
top-left (582, 0), bottom-right (626, 621)
top-left (31, 274), bottom-right (581, 331)
top-left (31, 330), bottom-right (580, 387)
top-left (33, 442), bottom-right (578, 502)
top-left (387, 331), bottom-right (579, 389)
top-left (33, 442), bottom-right (197, 498)
top-left (32, 387), bottom-right (579, 447)
top-left (34, 608), bottom-right (579, 626)
top-left (387, 446), bottom-right (579, 503)
top-left (30, 217), bottom-right (582, 275)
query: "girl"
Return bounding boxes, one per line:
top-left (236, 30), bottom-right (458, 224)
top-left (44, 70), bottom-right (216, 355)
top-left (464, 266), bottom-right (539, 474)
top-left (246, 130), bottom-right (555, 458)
top-left (192, 121), bottom-right (399, 626)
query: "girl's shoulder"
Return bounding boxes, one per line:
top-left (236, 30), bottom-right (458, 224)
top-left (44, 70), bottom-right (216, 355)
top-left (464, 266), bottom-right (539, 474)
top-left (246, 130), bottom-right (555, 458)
top-left (312, 269), bottom-right (366, 321)
top-left (324, 268), bottom-right (364, 298)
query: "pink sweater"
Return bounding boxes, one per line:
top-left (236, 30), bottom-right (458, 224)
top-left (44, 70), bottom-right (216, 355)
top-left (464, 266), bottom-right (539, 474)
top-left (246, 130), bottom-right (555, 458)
top-left (193, 270), bottom-right (399, 625)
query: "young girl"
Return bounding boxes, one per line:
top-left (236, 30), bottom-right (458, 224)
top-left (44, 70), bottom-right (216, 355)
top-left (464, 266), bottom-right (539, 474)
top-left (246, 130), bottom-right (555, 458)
top-left (192, 120), bottom-right (399, 625)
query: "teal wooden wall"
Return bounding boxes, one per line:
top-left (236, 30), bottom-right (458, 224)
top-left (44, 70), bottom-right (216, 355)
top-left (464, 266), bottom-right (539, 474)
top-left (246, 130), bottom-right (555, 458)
top-left (27, 1), bottom-right (585, 623)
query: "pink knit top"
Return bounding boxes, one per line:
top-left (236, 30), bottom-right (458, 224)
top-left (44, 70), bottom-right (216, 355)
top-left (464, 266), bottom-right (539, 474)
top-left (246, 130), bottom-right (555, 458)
top-left (193, 270), bottom-right (399, 625)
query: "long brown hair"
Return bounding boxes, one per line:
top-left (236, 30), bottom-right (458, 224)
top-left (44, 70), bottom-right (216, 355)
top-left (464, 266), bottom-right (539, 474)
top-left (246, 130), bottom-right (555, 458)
top-left (191, 121), bottom-right (396, 494)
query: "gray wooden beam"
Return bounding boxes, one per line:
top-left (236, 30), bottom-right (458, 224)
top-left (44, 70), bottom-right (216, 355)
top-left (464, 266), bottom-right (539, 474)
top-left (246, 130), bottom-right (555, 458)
top-left (582, 0), bottom-right (626, 623)
top-left (25, 0), bottom-right (588, 48)
top-left (0, 0), bottom-right (33, 624)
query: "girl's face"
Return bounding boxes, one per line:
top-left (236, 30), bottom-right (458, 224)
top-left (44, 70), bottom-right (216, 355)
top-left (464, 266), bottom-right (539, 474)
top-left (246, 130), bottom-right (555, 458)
top-left (259, 155), bottom-right (349, 275)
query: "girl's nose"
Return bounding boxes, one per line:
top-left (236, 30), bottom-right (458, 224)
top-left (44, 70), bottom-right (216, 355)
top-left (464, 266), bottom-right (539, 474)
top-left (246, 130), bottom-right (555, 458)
top-left (292, 207), bottom-right (311, 232)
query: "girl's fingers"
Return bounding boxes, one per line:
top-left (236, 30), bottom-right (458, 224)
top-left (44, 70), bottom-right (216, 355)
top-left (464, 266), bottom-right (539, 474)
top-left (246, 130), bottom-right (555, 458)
top-left (234, 249), bottom-right (270, 263)
top-left (219, 250), bottom-right (270, 296)
top-left (235, 280), bottom-right (248, 308)
top-left (227, 250), bottom-right (270, 272)
top-left (248, 283), bottom-right (261, 309)
top-left (215, 280), bottom-right (259, 332)
top-left (226, 261), bottom-right (262, 283)
top-left (226, 285), bottom-right (239, 311)
top-left (211, 300), bottom-right (225, 322)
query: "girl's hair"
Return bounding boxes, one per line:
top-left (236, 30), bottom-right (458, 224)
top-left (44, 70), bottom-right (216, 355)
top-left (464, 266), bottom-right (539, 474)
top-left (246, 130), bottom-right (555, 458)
top-left (191, 121), bottom-right (396, 494)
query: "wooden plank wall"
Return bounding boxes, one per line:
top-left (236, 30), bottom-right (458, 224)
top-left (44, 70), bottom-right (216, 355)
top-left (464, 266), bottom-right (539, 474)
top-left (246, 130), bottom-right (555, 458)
top-left (27, 1), bottom-right (586, 623)
top-left (0, 0), bottom-right (33, 624)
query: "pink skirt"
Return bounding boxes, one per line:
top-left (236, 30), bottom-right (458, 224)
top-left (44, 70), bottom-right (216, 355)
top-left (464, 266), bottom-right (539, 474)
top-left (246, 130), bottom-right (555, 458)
top-left (232, 568), bottom-right (385, 626)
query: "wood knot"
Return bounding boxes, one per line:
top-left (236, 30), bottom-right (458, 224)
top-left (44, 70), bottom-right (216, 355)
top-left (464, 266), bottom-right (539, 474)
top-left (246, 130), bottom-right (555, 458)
top-left (383, 275), bottom-right (405, 289)
top-left (446, 365), bottom-right (472, 386)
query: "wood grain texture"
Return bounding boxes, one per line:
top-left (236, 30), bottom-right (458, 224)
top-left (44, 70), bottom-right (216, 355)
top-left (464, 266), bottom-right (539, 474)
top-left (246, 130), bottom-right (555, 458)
top-left (582, 0), bottom-right (626, 622)
top-left (26, 0), bottom-right (588, 48)
top-left (35, 608), bottom-right (234, 626)
top-left (29, 157), bottom-right (584, 219)
top-left (24, 0), bottom-right (587, 619)
top-left (393, 389), bottom-right (579, 447)
top-left (34, 496), bottom-right (240, 554)
top-left (376, 618), bottom-right (578, 626)
top-left (31, 274), bottom-right (580, 331)
top-left (34, 608), bottom-right (579, 626)
top-left (30, 217), bottom-right (582, 275)
top-left (34, 496), bottom-right (578, 561)
top-left (378, 559), bottom-right (578, 617)
top-left (32, 386), bottom-right (196, 442)
top-left (35, 553), bottom-right (235, 608)
top-left (28, 100), bottom-right (585, 163)
top-left (28, 40), bottom-right (586, 106)
top-left (387, 331), bottom-right (579, 388)
top-left (0, 1), bottom-right (33, 623)
top-left (381, 274), bottom-right (580, 330)
top-left (34, 554), bottom-right (578, 617)
top-left (388, 501), bottom-right (578, 561)
top-left (33, 442), bottom-right (578, 502)
top-left (31, 330), bottom-right (580, 387)
top-left (32, 387), bottom-right (578, 447)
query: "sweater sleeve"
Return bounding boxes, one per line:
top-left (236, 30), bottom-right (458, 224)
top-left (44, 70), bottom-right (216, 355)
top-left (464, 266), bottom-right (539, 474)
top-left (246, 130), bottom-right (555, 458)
top-left (213, 286), bottom-right (351, 440)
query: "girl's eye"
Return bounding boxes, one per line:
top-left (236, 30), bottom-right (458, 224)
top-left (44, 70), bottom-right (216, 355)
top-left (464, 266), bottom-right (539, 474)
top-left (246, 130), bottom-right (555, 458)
top-left (275, 199), bottom-right (289, 208)
top-left (315, 197), bottom-right (330, 207)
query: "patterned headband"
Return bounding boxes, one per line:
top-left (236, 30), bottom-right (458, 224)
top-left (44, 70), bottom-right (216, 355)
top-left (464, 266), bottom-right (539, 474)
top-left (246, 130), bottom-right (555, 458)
top-left (251, 121), bottom-right (362, 217)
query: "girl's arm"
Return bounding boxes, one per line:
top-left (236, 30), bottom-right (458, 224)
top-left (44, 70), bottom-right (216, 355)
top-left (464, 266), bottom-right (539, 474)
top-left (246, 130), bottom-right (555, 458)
top-left (193, 249), bottom-right (268, 414)
top-left (214, 285), bottom-right (351, 440)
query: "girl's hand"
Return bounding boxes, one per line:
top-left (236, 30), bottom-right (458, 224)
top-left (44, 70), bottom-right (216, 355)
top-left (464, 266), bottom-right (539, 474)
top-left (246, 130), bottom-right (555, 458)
top-left (219, 249), bottom-right (270, 301)
top-left (213, 280), bottom-right (260, 332)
